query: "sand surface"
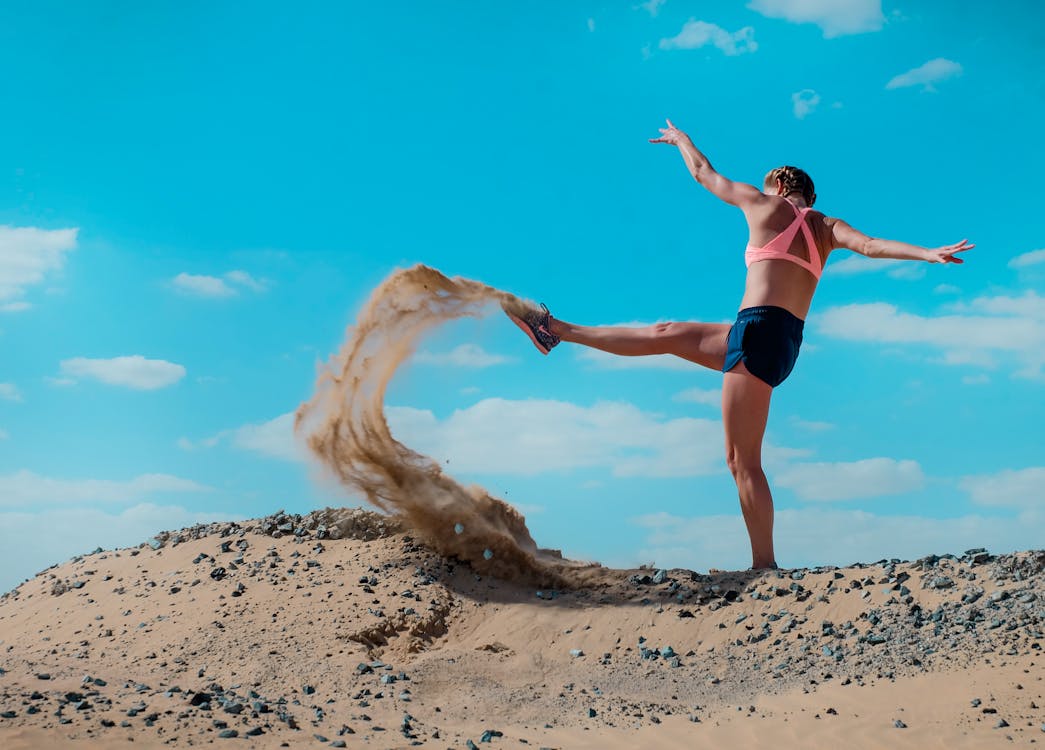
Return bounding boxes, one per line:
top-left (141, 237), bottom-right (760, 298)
top-left (1, 509), bottom-right (1042, 748)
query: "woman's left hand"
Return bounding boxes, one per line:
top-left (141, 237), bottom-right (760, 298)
top-left (649, 118), bottom-right (689, 146)
top-left (928, 239), bottom-right (975, 264)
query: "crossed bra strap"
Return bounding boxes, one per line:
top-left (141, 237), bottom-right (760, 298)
top-left (744, 203), bottom-right (823, 280)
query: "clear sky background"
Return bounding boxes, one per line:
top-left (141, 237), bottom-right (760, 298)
top-left (2, 1), bottom-right (1043, 593)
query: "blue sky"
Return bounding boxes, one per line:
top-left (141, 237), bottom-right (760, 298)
top-left (2, 1), bottom-right (1043, 592)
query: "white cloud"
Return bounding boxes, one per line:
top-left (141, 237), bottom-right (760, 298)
top-left (221, 399), bottom-right (732, 479)
top-left (792, 89), bottom-right (821, 119)
top-left (638, 0), bottom-right (666, 16)
top-left (629, 505), bottom-right (1043, 572)
top-left (171, 273), bottom-right (236, 298)
top-left (0, 225), bottom-right (79, 307)
top-left (934, 283), bottom-right (961, 295)
top-left (0, 503), bottom-right (239, 594)
top-left (886, 58), bottom-right (963, 92)
top-left (44, 376), bottom-right (77, 388)
top-left (789, 417), bottom-right (835, 432)
top-left (224, 270), bottom-right (268, 292)
top-left (0, 382), bottom-right (22, 402)
top-left (773, 457), bottom-right (925, 501)
top-left (577, 349), bottom-right (699, 371)
top-left (388, 399), bottom-right (727, 478)
top-left (587, 17), bottom-right (595, 32)
top-left (673, 387), bottom-right (721, 407)
top-left (887, 264), bottom-right (926, 280)
top-left (171, 270), bottom-right (267, 298)
top-left (659, 20), bottom-right (757, 55)
top-left (413, 344), bottom-right (513, 368)
top-left (59, 355), bottom-right (186, 390)
top-left (961, 374), bottom-right (990, 385)
top-left (815, 299), bottom-right (1045, 379)
top-left (960, 467), bottom-right (1045, 510)
top-left (0, 428), bottom-right (8, 440)
top-left (748, 0), bottom-right (884, 37)
top-left (0, 470), bottom-right (211, 509)
top-left (1009, 249), bottom-right (1045, 269)
top-left (827, 254), bottom-right (903, 275)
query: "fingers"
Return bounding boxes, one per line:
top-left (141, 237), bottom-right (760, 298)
top-left (666, 118), bottom-right (674, 128)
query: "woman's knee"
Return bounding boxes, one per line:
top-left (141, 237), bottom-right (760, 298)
top-left (725, 446), bottom-right (762, 479)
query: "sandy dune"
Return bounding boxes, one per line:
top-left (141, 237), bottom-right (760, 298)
top-left (1, 508), bottom-right (1042, 748)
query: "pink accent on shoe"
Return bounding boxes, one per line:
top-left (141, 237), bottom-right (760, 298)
top-left (506, 312), bottom-right (550, 355)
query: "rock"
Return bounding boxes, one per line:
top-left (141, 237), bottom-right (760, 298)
top-left (587, 708), bottom-right (597, 718)
top-left (928, 577), bottom-right (954, 589)
top-left (652, 570), bottom-right (667, 585)
top-left (480, 729), bottom-right (504, 742)
top-left (894, 719), bottom-right (907, 729)
top-left (218, 729), bottom-right (238, 738)
top-left (995, 719), bottom-right (1009, 729)
top-left (569, 649), bottom-right (584, 658)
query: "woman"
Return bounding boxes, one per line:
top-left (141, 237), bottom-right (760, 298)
top-left (504, 119), bottom-right (972, 570)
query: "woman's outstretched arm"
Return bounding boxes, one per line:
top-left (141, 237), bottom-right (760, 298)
top-left (650, 119), bottom-right (763, 208)
top-left (827, 217), bottom-right (974, 264)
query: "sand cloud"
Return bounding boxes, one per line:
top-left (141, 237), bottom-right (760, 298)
top-left (59, 355), bottom-right (187, 390)
top-left (659, 20), bottom-right (757, 55)
top-left (0, 225), bottom-right (79, 310)
top-left (748, 0), bottom-right (884, 37)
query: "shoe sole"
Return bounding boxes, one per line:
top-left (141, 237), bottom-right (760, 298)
top-left (506, 312), bottom-right (550, 355)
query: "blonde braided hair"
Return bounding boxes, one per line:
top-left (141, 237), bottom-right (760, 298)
top-left (765, 166), bottom-right (815, 205)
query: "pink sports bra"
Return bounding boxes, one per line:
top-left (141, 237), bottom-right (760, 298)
top-left (745, 203), bottom-right (823, 280)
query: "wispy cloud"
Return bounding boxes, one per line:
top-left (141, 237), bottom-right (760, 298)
top-left (0, 470), bottom-right (211, 509)
top-left (792, 89), bottom-right (821, 119)
top-left (638, 0), bottom-right (666, 16)
top-left (960, 466), bottom-right (1045, 510)
top-left (59, 355), bottom-right (187, 390)
top-left (172, 270), bottom-right (268, 298)
top-left (630, 505), bottom-right (1043, 572)
top-left (886, 58), bottom-right (963, 92)
top-left (0, 225), bottom-right (79, 311)
top-left (789, 417), bottom-right (835, 432)
top-left (673, 387), bottom-right (721, 407)
top-left (0, 503), bottom-right (238, 593)
top-left (0, 383), bottom-right (22, 402)
top-left (659, 20), bottom-right (757, 56)
top-left (413, 344), bottom-right (513, 368)
top-left (773, 457), bottom-right (925, 501)
top-left (815, 296), bottom-right (1045, 380)
top-left (587, 17), bottom-right (595, 32)
top-left (748, 0), bottom-right (884, 38)
top-left (1009, 249), bottom-right (1045, 269)
top-left (0, 428), bottom-right (8, 440)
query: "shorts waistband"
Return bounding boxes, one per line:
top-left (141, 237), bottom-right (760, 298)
top-left (736, 305), bottom-right (805, 324)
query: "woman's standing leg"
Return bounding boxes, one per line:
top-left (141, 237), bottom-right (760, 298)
top-left (721, 360), bottom-right (777, 569)
top-left (549, 318), bottom-right (730, 371)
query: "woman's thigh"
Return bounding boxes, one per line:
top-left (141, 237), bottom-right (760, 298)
top-left (721, 360), bottom-right (773, 467)
top-left (660, 322), bottom-right (731, 369)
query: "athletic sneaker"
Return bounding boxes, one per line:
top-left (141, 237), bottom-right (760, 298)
top-left (502, 300), bottom-right (560, 355)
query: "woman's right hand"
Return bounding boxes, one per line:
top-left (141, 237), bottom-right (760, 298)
top-left (649, 118), bottom-right (690, 146)
top-left (927, 239), bottom-right (974, 264)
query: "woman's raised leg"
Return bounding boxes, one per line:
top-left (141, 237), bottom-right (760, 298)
top-left (549, 318), bottom-right (730, 371)
top-left (721, 360), bottom-right (776, 569)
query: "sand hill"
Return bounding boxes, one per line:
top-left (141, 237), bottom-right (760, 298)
top-left (0, 507), bottom-right (1042, 749)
